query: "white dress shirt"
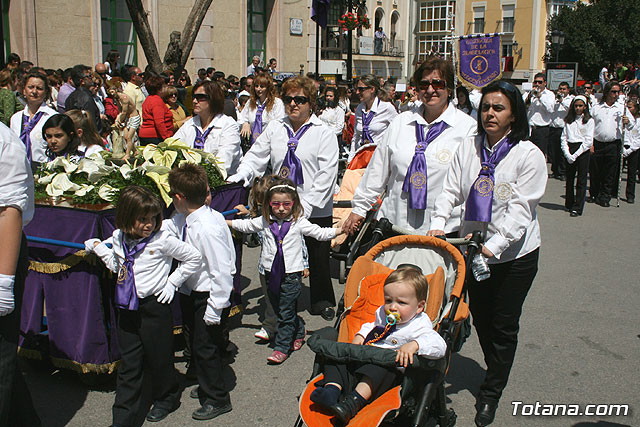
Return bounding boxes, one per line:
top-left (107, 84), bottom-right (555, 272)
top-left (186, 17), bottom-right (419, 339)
top-left (357, 307), bottom-right (446, 359)
top-left (230, 215), bottom-right (337, 274)
top-left (431, 135), bottom-right (547, 263)
top-left (525, 88), bottom-right (555, 126)
top-left (551, 95), bottom-right (574, 128)
top-left (352, 103), bottom-right (477, 234)
top-left (349, 97), bottom-right (398, 161)
top-left (247, 64), bottom-right (257, 76)
top-left (10, 104), bottom-right (57, 163)
top-left (319, 105), bottom-right (346, 135)
top-left (80, 144), bottom-right (105, 158)
top-left (162, 206), bottom-right (236, 309)
top-left (623, 115), bottom-right (640, 157)
top-left (591, 101), bottom-right (634, 142)
top-left (174, 113), bottom-right (242, 174)
top-left (469, 89), bottom-right (482, 110)
top-left (93, 229), bottom-right (202, 298)
top-left (230, 114), bottom-right (338, 218)
top-left (560, 116), bottom-right (595, 161)
top-left (237, 97), bottom-right (286, 132)
top-left (0, 123), bottom-right (34, 227)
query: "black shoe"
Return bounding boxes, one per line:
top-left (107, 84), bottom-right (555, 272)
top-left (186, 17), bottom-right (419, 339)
top-left (570, 210), bottom-right (579, 217)
top-left (557, 175), bottom-right (566, 181)
top-left (331, 393), bottom-right (367, 424)
top-left (320, 307), bottom-right (335, 321)
top-left (627, 197), bottom-right (635, 204)
top-left (192, 401), bottom-right (232, 420)
top-left (548, 173), bottom-right (556, 179)
top-left (586, 196), bottom-right (596, 203)
top-left (475, 401), bottom-right (498, 427)
top-left (190, 387), bottom-right (199, 399)
top-left (146, 401), bottom-right (180, 422)
top-left (598, 200), bottom-right (610, 207)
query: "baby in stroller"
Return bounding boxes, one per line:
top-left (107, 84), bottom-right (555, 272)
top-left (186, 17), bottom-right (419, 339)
top-left (309, 267), bottom-right (446, 424)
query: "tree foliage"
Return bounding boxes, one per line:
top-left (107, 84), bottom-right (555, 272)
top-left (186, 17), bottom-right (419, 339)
top-left (548, 0), bottom-right (640, 80)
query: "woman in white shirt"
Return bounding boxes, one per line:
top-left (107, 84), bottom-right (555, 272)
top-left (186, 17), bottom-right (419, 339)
top-left (560, 96), bottom-right (595, 216)
top-left (428, 81), bottom-right (547, 427)
top-left (318, 87), bottom-right (345, 143)
top-left (343, 58), bottom-right (477, 236)
top-left (10, 72), bottom-right (57, 168)
top-left (238, 72), bottom-right (285, 144)
top-left (174, 81), bottom-right (242, 175)
top-left (347, 74), bottom-right (398, 162)
top-left (228, 76), bottom-right (339, 321)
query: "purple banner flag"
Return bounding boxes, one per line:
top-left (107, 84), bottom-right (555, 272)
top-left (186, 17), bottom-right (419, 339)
top-left (458, 35), bottom-right (502, 89)
top-left (311, 0), bottom-right (331, 28)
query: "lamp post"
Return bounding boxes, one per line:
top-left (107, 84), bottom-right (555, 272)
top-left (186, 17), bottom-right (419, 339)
top-left (551, 30), bottom-right (565, 62)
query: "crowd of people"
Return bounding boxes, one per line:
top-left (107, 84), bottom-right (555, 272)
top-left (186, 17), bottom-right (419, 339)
top-left (0, 50), bottom-right (637, 427)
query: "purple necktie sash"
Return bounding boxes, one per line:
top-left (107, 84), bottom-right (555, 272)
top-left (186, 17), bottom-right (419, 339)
top-left (251, 103), bottom-right (266, 143)
top-left (268, 220), bottom-right (292, 295)
top-left (402, 121), bottom-right (450, 210)
top-left (193, 125), bottom-right (213, 150)
top-left (115, 233), bottom-right (155, 311)
top-left (465, 137), bottom-right (516, 222)
top-left (279, 123), bottom-right (312, 185)
top-left (361, 109), bottom-right (376, 146)
top-left (20, 111), bottom-right (45, 163)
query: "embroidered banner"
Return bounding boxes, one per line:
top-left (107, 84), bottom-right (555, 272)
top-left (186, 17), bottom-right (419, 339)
top-left (458, 35), bottom-right (502, 89)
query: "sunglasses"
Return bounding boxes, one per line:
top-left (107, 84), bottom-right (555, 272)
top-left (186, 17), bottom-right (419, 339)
top-left (355, 86), bottom-right (372, 93)
top-left (418, 79), bottom-right (446, 90)
top-left (533, 80), bottom-right (545, 84)
top-left (269, 201), bottom-right (293, 208)
top-left (282, 95), bottom-right (309, 105)
top-left (610, 90), bottom-right (621, 94)
top-left (193, 93), bottom-right (210, 102)
top-left (584, 86), bottom-right (592, 89)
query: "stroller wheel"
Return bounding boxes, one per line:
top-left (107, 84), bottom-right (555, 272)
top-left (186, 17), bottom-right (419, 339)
top-left (339, 260), bottom-right (347, 284)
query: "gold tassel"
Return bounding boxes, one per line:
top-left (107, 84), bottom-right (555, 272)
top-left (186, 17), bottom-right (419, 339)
top-left (228, 304), bottom-right (243, 317)
top-left (50, 356), bottom-right (121, 374)
top-left (28, 251), bottom-right (99, 274)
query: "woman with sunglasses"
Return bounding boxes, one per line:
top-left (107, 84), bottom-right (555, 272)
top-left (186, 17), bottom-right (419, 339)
top-left (174, 81), bottom-right (242, 175)
top-left (229, 76), bottom-right (339, 321)
top-left (347, 74), bottom-right (397, 163)
top-left (428, 81), bottom-right (547, 426)
top-left (343, 57), bottom-right (476, 236)
top-left (238, 72), bottom-right (285, 144)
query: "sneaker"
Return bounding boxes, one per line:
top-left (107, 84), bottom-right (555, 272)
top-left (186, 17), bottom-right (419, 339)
top-left (267, 350), bottom-right (288, 364)
top-left (254, 327), bottom-right (271, 341)
top-left (292, 330), bottom-right (306, 351)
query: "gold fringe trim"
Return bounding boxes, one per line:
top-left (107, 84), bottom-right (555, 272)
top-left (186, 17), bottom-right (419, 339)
top-left (173, 326), bottom-right (183, 335)
top-left (29, 251), bottom-right (99, 274)
top-left (228, 304), bottom-right (243, 317)
top-left (18, 346), bottom-right (121, 374)
top-left (17, 347), bottom-right (43, 360)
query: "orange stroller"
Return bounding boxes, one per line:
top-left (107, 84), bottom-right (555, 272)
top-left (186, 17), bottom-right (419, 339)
top-left (295, 231), bottom-right (481, 427)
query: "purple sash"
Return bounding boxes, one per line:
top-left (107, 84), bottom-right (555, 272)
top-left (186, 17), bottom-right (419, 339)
top-left (363, 323), bottom-right (397, 345)
top-left (465, 137), bottom-right (516, 222)
top-left (361, 108), bottom-right (376, 146)
top-left (115, 232), bottom-right (155, 311)
top-left (279, 123), bottom-right (312, 185)
top-left (193, 124), bottom-right (213, 150)
top-left (20, 111), bottom-right (45, 162)
top-left (267, 220), bottom-right (291, 295)
top-left (251, 102), bottom-right (265, 143)
top-left (402, 121), bottom-right (449, 209)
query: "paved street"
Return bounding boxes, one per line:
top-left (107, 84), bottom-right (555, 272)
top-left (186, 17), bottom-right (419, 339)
top-left (22, 176), bottom-right (638, 427)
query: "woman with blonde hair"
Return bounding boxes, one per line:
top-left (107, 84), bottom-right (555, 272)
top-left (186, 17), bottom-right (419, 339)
top-left (238, 72), bottom-right (285, 144)
top-left (161, 85), bottom-right (191, 131)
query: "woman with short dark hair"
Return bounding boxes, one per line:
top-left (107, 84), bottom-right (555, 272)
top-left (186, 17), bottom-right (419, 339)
top-left (429, 81), bottom-right (547, 426)
top-left (139, 76), bottom-right (174, 145)
top-left (173, 80), bottom-right (241, 174)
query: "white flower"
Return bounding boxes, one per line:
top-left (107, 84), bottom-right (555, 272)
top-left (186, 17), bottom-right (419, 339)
top-left (37, 174), bottom-right (55, 185)
top-left (98, 184), bottom-right (118, 202)
top-left (48, 157), bottom-right (77, 174)
top-left (45, 173), bottom-right (82, 197)
top-left (76, 158), bottom-right (116, 183)
top-left (181, 149), bottom-right (202, 165)
top-left (74, 184), bottom-right (95, 197)
top-left (119, 164), bottom-right (133, 179)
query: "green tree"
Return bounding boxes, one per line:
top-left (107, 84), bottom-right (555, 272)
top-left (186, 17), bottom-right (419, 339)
top-left (548, 0), bottom-right (640, 81)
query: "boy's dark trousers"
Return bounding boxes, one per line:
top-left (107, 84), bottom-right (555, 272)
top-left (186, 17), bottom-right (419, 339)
top-left (322, 361), bottom-right (400, 401)
top-left (589, 139), bottom-right (621, 202)
top-left (549, 126), bottom-right (565, 177)
top-left (113, 297), bottom-right (180, 426)
top-left (180, 292), bottom-right (231, 407)
top-left (565, 145), bottom-right (590, 214)
top-left (625, 150), bottom-right (638, 201)
top-left (0, 236), bottom-right (41, 427)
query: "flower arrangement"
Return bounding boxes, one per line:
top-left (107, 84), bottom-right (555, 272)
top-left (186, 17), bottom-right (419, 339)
top-left (338, 12), bottom-right (370, 32)
top-left (34, 138), bottom-right (227, 208)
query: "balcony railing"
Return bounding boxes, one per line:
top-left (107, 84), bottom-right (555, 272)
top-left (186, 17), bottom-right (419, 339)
top-left (321, 27), bottom-right (404, 60)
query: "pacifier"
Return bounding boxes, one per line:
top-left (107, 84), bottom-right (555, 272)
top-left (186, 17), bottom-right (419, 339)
top-left (385, 310), bottom-right (400, 326)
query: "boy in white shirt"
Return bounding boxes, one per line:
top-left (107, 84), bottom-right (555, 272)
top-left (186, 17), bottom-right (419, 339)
top-left (166, 164), bottom-right (235, 421)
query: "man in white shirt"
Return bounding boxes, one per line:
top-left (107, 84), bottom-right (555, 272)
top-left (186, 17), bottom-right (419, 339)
top-left (525, 73), bottom-right (555, 158)
top-left (549, 82), bottom-right (573, 180)
top-left (247, 56), bottom-right (260, 76)
top-left (123, 66), bottom-right (146, 122)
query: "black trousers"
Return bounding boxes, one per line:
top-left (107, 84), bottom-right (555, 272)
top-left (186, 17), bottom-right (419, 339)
top-left (468, 249), bottom-right (539, 405)
top-left (0, 236), bottom-right (41, 427)
top-left (589, 139), bottom-right (621, 202)
top-left (304, 216), bottom-right (336, 312)
top-left (322, 361), bottom-right (401, 401)
top-left (565, 144), bottom-right (590, 214)
top-left (626, 150), bottom-right (638, 200)
top-left (530, 126), bottom-right (550, 158)
top-left (113, 297), bottom-right (180, 426)
top-left (180, 292), bottom-right (231, 406)
top-left (549, 127), bottom-right (565, 176)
